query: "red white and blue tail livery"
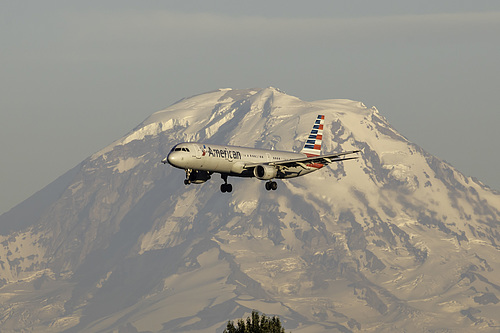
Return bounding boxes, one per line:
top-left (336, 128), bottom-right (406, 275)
top-left (162, 115), bottom-right (359, 193)
top-left (301, 115), bottom-right (324, 157)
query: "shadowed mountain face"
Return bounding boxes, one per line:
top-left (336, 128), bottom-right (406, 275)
top-left (1, 88), bottom-right (499, 332)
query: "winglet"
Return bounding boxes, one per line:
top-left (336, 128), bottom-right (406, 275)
top-left (300, 115), bottom-right (324, 157)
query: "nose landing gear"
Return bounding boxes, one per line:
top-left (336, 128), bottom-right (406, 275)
top-left (184, 169), bottom-right (192, 185)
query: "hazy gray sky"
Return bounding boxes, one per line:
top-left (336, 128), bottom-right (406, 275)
top-left (1, 1), bottom-right (499, 214)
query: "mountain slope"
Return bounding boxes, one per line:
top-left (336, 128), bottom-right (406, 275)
top-left (0, 87), bottom-right (499, 332)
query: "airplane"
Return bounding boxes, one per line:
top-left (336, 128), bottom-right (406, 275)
top-left (162, 115), bottom-right (359, 193)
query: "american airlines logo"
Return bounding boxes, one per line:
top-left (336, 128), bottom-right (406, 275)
top-left (204, 146), bottom-right (242, 160)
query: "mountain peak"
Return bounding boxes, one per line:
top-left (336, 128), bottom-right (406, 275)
top-left (1, 88), bottom-right (499, 332)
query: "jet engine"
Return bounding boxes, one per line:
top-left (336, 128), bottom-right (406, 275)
top-left (188, 170), bottom-right (211, 184)
top-left (253, 165), bottom-right (277, 180)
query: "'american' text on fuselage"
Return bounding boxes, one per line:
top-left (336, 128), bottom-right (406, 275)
top-left (205, 146), bottom-right (242, 160)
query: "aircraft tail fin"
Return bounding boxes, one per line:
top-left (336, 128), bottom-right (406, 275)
top-left (300, 115), bottom-right (324, 157)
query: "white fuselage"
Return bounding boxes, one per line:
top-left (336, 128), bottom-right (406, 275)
top-left (164, 142), bottom-right (320, 179)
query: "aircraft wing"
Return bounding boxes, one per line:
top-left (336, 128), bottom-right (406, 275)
top-left (244, 150), bottom-right (360, 169)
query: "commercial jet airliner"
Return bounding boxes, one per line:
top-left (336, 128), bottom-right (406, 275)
top-left (162, 115), bottom-right (359, 193)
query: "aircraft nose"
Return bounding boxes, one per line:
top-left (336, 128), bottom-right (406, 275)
top-left (166, 152), bottom-right (179, 166)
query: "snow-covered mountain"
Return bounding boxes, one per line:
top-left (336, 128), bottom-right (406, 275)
top-left (1, 87), bottom-right (499, 332)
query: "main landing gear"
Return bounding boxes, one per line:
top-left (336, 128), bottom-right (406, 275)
top-left (265, 181), bottom-right (278, 191)
top-left (220, 174), bottom-right (232, 193)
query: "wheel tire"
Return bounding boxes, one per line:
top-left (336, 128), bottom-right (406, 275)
top-left (265, 182), bottom-right (271, 191)
top-left (220, 184), bottom-right (227, 193)
top-left (271, 181), bottom-right (277, 190)
top-left (184, 179), bottom-right (190, 185)
top-left (227, 184), bottom-right (233, 193)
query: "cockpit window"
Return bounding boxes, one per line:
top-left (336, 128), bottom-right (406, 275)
top-left (173, 147), bottom-right (190, 152)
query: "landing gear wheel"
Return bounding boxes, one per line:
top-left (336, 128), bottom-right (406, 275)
top-left (220, 174), bottom-right (232, 193)
top-left (184, 179), bottom-right (190, 185)
top-left (220, 183), bottom-right (233, 193)
top-left (265, 181), bottom-right (277, 191)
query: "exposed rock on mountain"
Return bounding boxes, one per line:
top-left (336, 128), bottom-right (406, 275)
top-left (1, 88), bottom-right (499, 332)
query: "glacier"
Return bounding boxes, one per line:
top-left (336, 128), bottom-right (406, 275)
top-left (0, 87), bottom-right (499, 332)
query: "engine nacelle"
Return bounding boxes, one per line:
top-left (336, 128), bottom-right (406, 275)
top-left (253, 165), bottom-right (277, 180)
top-left (188, 170), bottom-right (211, 184)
